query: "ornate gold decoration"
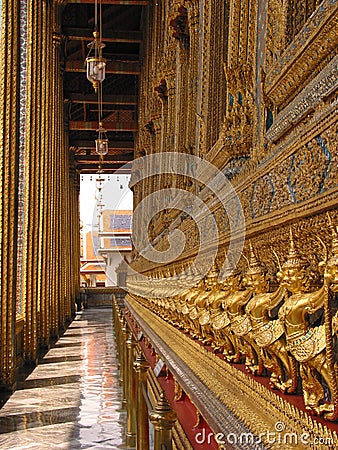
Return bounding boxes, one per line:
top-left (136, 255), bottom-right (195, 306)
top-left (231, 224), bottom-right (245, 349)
top-left (170, 6), bottom-right (189, 47)
top-left (122, 1), bottom-right (338, 445)
top-left (190, 398), bottom-right (201, 429)
top-left (149, 391), bottom-right (177, 448)
top-left (174, 378), bottom-right (183, 401)
top-left (265, 0), bottom-right (338, 110)
top-left (0, 0), bottom-right (21, 386)
top-left (126, 295), bottom-right (338, 448)
top-left (128, 214), bottom-right (338, 426)
top-left (277, 228), bottom-right (337, 419)
top-left (245, 242), bottom-right (298, 393)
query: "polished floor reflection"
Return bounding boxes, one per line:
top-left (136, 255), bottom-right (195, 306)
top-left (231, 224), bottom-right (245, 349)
top-left (0, 309), bottom-right (126, 449)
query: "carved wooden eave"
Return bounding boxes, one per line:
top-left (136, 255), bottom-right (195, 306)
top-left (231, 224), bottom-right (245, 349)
top-left (265, 0), bottom-right (338, 109)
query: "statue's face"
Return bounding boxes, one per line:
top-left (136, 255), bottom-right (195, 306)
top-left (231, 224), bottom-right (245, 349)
top-left (220, 274), bottom-right (236, 290)
top-left (276, 270), bottom-right (284, 284)
top-left (282, 267), bottom-right (307, 293)
top-left (232, 274), bottom-right (242, 290)
top-left (206, 276), bottom-right (218, 289)
top-left (246, 272), bottom-right (267, 293)
top-left (198, 279), bottom-right (205, 289)
top-left (325, 258), bottom-right (338, 292)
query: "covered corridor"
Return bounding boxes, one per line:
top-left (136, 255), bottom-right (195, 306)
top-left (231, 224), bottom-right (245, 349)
top-left (1, 0), bottom-right (338, 448)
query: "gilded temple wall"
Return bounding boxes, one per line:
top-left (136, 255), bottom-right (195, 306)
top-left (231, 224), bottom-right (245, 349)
top-left (131, 0), bottom-right (338, 276)
top-left (127, 0), bottom-right (338, 444)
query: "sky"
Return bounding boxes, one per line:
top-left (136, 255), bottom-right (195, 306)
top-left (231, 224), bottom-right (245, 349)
top-left (80, 173), bottom-right (133, 233)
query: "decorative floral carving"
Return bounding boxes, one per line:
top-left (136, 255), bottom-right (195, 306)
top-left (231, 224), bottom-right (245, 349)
top-left (265, 0), bottom-right (338, 107)
top-left (322, 123), bottom-right (338, 191)
top-left (250, 175), bottom-right (275, 218)
top-left (287, 141), bottom-right (327, 203)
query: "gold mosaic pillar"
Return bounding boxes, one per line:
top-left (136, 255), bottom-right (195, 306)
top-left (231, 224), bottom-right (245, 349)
top-left (149, 392), bottom-right (177, 450)
top-left (55, 0), bottom-right (71, 328)
top-left (69, 157), bottom-right (80, 318)
top-left (175, 42), bottom-right (188, 156)
top-left (0, 0), bottom-right (20, 386)
top-left (133, 352), bottom-right (150, 450)
top-left (164, 5), bottom-right (178, 156)
top-left (126, 332), bottom-right (137, 447)
top-left (50, 24), bottom-right (62, 338)
top-left (186, 1), bottom-right (199, 153)
top-left (63, 146), bottom-right (72, 323)
top-left (22, 0), bottom-right (43, 362)
top-left (49, 0), bottom-right (68, 336)
top-left (38, 0), bottom-right (53, 347)
top-left (58, 133), bottom-right (65, 329)
top-left (197, 1), bottom-right (226, 155)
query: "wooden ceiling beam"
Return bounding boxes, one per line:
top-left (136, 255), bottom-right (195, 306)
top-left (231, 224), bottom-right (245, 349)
top-left (70, 139), bottom-right (134, 149)
top-left (69, 120), bottom-right (137, 131)
top-left (76, 162), bottom-right (132, 173)
top-left (64, 28), bottom-right (142, 43)
top-left (68, 94), bottom-right (137, 105)
top-left (67, 0), bottom-right (149, 4)
top-left (75, 154), bottom-right (133, 162)
top-left (65, 60), bottom-right (140, 74)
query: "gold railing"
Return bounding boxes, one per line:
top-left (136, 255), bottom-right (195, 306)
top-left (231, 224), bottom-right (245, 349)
top-left (112, 295), bottom-right (185, 450)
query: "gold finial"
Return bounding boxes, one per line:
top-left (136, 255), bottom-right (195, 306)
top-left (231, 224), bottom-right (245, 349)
top-left (222, 255), bottom-right (233, 278)
top-left (327, 212), bottom-right (338, 256)
top-left (206, 261), bottom-right (218, 279)
top-left (149, 391), bottom-right (177, 427)
top-left (133, 352), bottom-right (149, 372)
top-left (272, 249), bottom-right (282, 271)
top-left (282, 228), bottom-right (307, 269)
top-left (246, 240), bottom-right (264, 275)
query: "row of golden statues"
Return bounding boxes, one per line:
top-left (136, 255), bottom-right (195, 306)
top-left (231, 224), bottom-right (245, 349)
top-left (129, 216), bottom-right (338, 421)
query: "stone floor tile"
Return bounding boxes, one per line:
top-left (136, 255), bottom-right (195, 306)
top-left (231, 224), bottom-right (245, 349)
top-left (0, 309), bottom-right (126, 450)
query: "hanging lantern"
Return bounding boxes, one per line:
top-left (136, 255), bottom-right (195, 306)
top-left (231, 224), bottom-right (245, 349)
top-left (85, 0), bottom-right (109, 168)
top-left (86, 31), bottom-right (106, 91)
top-left (95, 138), bottom-right (109, 155)
top-left (95, 122), bottom-right (109, 155)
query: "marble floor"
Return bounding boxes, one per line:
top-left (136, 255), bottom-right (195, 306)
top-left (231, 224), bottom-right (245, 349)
top-left (0, 308), bottom-right (127, 450)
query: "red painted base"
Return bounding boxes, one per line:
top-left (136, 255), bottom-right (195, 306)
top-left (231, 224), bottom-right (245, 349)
top-left (124, 309), bottom-right (338, 450)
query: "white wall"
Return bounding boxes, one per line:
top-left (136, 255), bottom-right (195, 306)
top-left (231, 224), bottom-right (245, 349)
top-left (104, 251), bottom-right (130, 287)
